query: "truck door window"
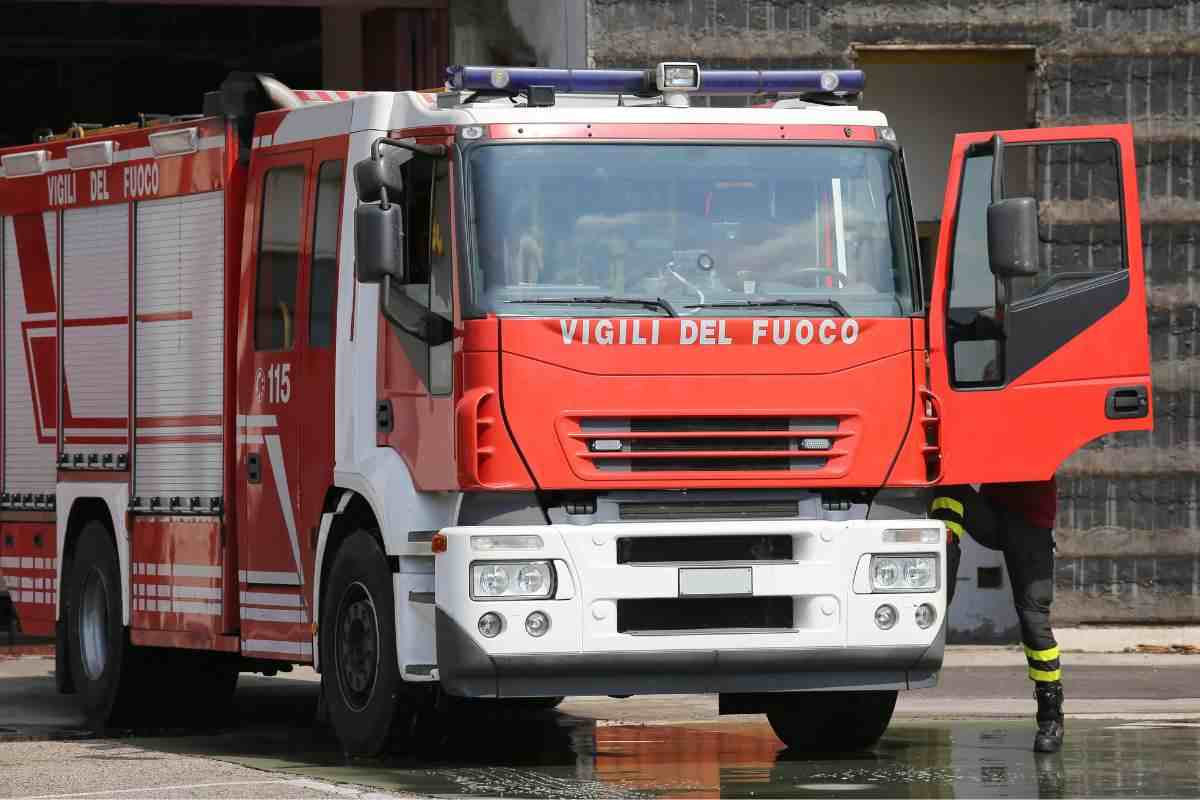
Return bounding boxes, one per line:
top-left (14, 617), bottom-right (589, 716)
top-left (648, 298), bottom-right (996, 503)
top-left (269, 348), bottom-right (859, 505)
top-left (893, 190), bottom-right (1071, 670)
top-left (388, 155), bottom-right (436, 386)
top-left (948, 139), bottom-right (1126, 387)
top-left (255, 166), bottom-right (305, 351)
top-left (308, 160), bottom-right (344, 349)
top-left (429, 159), bottom-right (452, 395)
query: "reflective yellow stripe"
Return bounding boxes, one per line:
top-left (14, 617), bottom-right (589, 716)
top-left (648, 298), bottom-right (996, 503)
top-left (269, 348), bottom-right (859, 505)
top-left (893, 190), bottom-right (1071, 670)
top-left (944, 520), bottom-right (966, 539)
top-left (931, 497), bottom-right (965, 517)
top-left (1029, 666), bottom-right (1062, 682)
top-left (1025, 644), bottom-right (1060, 662)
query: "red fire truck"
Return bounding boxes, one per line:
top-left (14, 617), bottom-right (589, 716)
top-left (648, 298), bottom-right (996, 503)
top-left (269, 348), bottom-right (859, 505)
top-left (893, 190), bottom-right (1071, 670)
top-left (0, 65), bottom-right (1150, 754)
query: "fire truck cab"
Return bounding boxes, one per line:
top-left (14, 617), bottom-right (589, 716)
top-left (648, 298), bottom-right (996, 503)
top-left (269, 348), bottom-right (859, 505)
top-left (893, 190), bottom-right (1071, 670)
top-left (0, 65), bottom-right (1150, 754)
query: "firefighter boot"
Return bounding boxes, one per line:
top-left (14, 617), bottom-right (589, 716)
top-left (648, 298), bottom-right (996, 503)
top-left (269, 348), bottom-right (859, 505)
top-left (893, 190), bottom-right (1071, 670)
top-left (1034, 681), bottom-right (1064, 753)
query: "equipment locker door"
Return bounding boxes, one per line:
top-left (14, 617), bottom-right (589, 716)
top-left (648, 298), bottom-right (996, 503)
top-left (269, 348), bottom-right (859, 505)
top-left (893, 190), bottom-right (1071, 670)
top-left (928, 124), bottom-right (1152, 484)
top-left (237, 148), bottom-right (314, 659)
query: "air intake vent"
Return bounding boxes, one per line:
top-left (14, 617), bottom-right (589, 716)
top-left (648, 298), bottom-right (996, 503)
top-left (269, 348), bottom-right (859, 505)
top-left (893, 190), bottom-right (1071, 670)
top-left (568, 415), bottom-right (853, 476)
top-left (618, 596), bottom-right (794, 633)
top-left (619, 500), bottom-right (799, 521)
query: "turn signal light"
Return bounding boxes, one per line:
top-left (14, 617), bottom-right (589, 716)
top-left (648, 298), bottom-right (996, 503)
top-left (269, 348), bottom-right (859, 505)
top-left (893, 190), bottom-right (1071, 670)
top-left (431, 532), bottom-right (447, 553)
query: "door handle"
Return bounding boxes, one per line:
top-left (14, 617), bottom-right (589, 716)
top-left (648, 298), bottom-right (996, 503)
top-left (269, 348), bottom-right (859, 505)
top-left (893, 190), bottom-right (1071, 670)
top-left (246, 452), bottom-right (262, 483)
top-left (1106, 386), bottom-right (1148, 419)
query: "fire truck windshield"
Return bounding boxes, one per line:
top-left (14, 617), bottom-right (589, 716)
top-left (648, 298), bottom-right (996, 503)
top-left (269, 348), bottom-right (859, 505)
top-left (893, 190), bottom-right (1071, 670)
top-left (465, 142), bottom-right (917, 318)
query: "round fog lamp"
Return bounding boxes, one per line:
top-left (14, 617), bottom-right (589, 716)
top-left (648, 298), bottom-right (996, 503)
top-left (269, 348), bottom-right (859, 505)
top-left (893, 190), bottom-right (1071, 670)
top-left (478, 612), bottom-right (504, 638)
top-left (525, 611), bottom-right (551, 637)
top-left (915, 603), bottom-right (937, 630)
top-left (874, 604), bottom-right (898, 630)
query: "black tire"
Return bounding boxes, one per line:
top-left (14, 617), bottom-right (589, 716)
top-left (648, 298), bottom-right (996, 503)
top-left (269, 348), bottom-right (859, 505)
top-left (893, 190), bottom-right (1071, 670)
top-left (320, 530), bottom-right (405, 756)
top-left (64, 521), bottom-right (148, 729)
top-left (766, 690), bottom-right (898, 752)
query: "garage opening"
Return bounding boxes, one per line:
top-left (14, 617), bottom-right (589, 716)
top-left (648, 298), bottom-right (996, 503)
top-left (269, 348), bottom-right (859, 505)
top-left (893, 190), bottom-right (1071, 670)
top-left (855, 48), bottom-right (1034, 297)
top-left (856, 47), bottom-right (1033, 643)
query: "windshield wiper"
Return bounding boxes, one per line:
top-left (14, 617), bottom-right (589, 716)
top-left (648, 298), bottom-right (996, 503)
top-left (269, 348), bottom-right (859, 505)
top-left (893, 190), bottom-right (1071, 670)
top-left (505, 296), bottom-right (678, 317)
top-left (686, 299), bottom-right (849, 317)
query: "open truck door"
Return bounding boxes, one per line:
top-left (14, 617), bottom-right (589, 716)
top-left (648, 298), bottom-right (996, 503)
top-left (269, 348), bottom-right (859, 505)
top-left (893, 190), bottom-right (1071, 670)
top-left (928, 124), bottom-right (1151, 483)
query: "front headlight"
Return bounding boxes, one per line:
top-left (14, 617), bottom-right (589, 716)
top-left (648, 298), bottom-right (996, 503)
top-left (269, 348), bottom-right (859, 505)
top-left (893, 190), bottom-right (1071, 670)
top-left (471, 561), bottom-right (555, 600)
top-left (870, 555), bottom-right (938, 592)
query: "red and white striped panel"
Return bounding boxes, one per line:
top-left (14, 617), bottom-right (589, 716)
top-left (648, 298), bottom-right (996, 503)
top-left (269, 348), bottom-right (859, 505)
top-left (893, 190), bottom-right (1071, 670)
top-left (293, 90), bottom-right (370, 104)
top-left (3, 213), bottom-right (58, 496)
top-left (131, 559), bottom-right (222, 617)
top-left (62, 204), bottom-right (130, 457)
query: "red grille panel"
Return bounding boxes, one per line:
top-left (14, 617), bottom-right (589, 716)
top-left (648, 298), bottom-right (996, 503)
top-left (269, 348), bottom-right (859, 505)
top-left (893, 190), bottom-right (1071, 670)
top-left (561, 414), bottom-right (858, 479)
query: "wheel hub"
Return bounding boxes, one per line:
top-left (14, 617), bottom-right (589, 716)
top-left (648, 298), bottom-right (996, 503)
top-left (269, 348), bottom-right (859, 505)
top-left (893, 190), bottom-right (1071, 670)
top-left (336, 582), bottom-right (379, 712)
top-left (79, 569), bottom-right (109, 681)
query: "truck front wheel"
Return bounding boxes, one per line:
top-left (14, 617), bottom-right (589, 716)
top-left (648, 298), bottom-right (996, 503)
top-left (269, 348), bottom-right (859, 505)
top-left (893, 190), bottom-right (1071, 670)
top-left (766, 690), bottom-right (898, 752)
top-left (320, 530), bottom-right (406, 756)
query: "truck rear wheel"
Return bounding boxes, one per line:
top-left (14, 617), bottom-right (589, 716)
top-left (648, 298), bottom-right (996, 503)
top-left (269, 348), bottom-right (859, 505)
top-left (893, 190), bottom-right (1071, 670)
top-left (64, 521), bottom-right (148, 728)
top-left (320, 530), bottom-right (406, 756)
top-left (766, 690), bottom-right (897, 752)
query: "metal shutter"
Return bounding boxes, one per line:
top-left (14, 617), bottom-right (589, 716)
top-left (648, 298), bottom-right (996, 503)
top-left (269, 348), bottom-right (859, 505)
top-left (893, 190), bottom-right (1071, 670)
top-left (62, 204), bottom-right (130, 461)
top-left (3, 212), bottom-right (58, 497)
top-left (134, 192), bottom-right (224, 505)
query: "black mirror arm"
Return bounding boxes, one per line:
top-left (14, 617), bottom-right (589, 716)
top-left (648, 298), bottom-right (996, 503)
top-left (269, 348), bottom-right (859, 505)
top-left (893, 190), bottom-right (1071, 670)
top-left (372, 137), bottom-right (447, 161)
top-left (990, 133), bottom-right (1004, 204)
top-left (380, 275), bottom-right (454, 346)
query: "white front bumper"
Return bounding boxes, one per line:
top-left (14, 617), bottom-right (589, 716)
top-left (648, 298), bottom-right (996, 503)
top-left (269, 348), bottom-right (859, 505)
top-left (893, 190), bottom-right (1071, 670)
top-left (434, 519), bottom-right (946, 697)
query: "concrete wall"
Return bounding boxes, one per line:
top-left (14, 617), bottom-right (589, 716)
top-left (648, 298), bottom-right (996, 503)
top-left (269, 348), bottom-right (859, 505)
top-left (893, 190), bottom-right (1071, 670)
top-left (450, 0), bottom-right (587, 68)
top-left (588, 0), bottom-right (1200, 630)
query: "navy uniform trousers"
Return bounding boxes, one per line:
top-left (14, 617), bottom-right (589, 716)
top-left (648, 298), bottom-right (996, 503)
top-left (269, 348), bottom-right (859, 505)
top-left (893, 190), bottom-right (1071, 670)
top-left (929, 486), bottom-right (1061, 684)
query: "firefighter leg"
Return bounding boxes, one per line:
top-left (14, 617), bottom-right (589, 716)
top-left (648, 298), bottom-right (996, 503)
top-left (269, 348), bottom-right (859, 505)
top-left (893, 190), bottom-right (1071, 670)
top-left (1002, 522), bottom-right (1063, 753)
top-left (928, 485), bottom-right (1002, 605)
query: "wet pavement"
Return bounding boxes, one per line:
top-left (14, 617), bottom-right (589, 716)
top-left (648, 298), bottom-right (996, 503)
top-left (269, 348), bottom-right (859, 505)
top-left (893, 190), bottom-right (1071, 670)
top-left (3, 649), bottom-right (1200, 798)
top-left (134, 711), bottom-right (1200, 799)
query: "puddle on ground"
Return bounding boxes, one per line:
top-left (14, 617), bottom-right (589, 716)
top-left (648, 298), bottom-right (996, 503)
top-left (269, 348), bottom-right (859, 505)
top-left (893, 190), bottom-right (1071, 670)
top-left (123, 704), bottom-right (1200, 799)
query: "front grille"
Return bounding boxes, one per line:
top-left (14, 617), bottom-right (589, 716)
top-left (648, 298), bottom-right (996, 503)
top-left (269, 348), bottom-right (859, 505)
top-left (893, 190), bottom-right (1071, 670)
top-left (618, 500), bottom-right (799, 521)
top-left (628, 417), bottom-right (797, 433)
top-left (618, 596), bottom-right (794, 633)
top-left (570, 415), bottom-right (851, 475)
top-left (617, 534), bottom-right (794, 564)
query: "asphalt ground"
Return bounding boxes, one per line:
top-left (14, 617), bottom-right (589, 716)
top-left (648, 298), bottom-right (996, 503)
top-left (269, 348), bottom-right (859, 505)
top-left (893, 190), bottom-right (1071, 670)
top-left (1, 646), bottom-right (1198, 799)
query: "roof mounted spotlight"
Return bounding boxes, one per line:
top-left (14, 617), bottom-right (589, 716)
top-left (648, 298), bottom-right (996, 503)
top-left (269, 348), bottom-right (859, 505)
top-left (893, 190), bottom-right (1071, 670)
top-left (656, 62), bottom-right (700, 107)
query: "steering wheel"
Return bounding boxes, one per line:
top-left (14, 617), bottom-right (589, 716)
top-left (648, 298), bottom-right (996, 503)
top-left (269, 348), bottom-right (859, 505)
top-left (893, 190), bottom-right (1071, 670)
top-left (663, 262), bottom-right (707, 306)
top-left (793, 268), bottom-right (850, 289)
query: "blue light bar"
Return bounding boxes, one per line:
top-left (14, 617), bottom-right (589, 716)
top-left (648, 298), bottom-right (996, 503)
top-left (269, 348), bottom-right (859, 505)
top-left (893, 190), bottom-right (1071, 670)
top-left (701, 69), bottom-right (864, 95)
top-left (445, 65), bottom-right (864, 96)
top-left (447, 66), bottom-right (648, 95)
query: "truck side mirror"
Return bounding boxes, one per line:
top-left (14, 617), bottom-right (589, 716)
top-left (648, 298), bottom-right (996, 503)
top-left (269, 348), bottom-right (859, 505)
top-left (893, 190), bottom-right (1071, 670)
top-left (354, 154), bottom-right (404, 204)
top-left (354, 203), bottom-right (406, 284)
top-left (986, 196), bottom-right (1040, 278)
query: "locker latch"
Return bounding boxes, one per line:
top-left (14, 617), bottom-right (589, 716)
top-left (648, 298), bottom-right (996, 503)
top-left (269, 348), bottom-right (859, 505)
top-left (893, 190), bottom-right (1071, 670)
top-left (246, 452), bottom-right (262, 483)
top-left (377, 399), bottom-right (394, 433)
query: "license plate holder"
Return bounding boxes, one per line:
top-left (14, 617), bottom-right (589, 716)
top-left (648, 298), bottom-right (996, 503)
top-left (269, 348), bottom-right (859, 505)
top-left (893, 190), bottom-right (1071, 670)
top-left (678, 566), bottom-right (753, 597)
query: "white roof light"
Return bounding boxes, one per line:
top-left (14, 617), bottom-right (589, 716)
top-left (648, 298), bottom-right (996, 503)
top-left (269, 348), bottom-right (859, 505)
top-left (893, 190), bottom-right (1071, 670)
top-left (149, 127), bottom-right (198, 158)
top-left (66, 140), bottom-right (115, 171)
top-left (656, 62), bottom-right (701, 92)
top-left (1, 150), bottom-right (50, 178)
